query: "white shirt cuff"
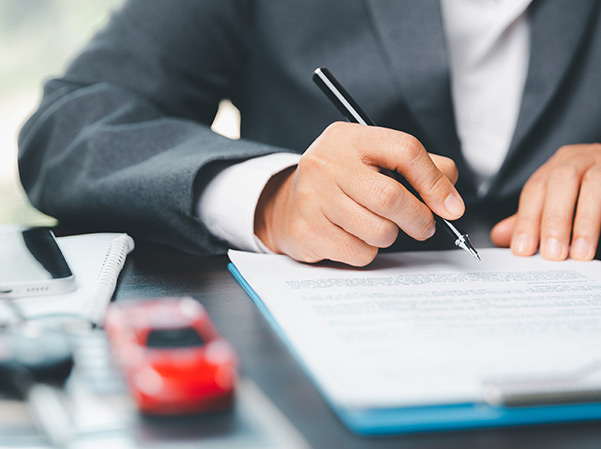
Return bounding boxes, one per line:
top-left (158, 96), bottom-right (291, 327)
top-left (197, 152), bottom-right (301, 252)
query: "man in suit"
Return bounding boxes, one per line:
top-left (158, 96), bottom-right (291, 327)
top-left (18, 0), bottom-right (601, 265)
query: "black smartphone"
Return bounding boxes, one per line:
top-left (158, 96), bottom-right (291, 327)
top-left (0, 228), bottom-right (76, 298)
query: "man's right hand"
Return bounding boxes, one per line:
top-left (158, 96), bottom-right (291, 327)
top-left (254, 122), bottom-right (464, 266)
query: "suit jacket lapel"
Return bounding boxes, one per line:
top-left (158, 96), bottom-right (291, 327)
top-left (364, 0), bottom-right (474, 193)
top-left (490, 0), bottom-right (599, 193)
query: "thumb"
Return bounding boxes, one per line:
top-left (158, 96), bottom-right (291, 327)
top-left (490, 214), bottom-right (517, 247)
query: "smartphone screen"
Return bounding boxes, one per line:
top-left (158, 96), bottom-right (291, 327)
top-left (0, 228), bottom-right (75, 298)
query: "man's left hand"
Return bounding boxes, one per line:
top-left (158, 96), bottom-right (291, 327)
top-left (491, 143), bottom-right (601, 261)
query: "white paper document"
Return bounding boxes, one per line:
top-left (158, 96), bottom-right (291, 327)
top-left (228, 248), bottom-right (601, 409)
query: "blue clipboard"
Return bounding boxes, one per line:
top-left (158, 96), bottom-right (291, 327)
top-left (228, 263), bottom-right (601, 434)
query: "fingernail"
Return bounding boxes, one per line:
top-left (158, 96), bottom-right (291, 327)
top-left (571, 238), bottom-right (593, 260)
top-left (543, 238), bottom-right (565, 260)
top-left (444, 193), bottom-right (464, 217)
top-left (512, 233), bottom-right (532, 255)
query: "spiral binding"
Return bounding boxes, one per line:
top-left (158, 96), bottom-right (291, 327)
top-left (84, 234), bottom-right (134, 325)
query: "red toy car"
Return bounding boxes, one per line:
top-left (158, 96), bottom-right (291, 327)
top-left (104, 297), bottom-right (237, 415)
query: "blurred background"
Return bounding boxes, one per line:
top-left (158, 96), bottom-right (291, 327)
top-left (0, 0), bottom-right (239, 227)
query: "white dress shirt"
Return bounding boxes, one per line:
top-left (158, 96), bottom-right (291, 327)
top-left (197, 0), bottom-right (533, 251)
top-left (441, 0), bottom-right (532, 194)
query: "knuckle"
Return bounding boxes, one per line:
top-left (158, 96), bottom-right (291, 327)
top-left (514, 213), bottom-right (538, 229)
top-left (372, 220), bottom-right (399, 247)
top-left (413, 216), bottom-right (436, 241)
top-left (522, 173), bottom-right (546, 195)
top-left (400, 134), bottom-right (424, 162)
top-left (372, 179), bottom-right (401, 213)
top-left (583, 165), bottom-right (601, 184)
top-left (446, 157), bottom-right (458, 173)
top-left (426, 171), bottom-right (449, 195)
top-left (574, 214), bottom-right (597, 231)
top-left (556, 145), bottom-right (576, 158)
top-left (543, 213), bottom-right (569, 232)
top-left (434, 154), bottom-right (455, 168)
top-left (414, 168), bottom-right (448, 200)
top-left (322, 121), bottom-right (350, 140)
top-left (550, 164), bottom-right (579, 181)
top-left (440, 157), bottom-right (459, 181)
top-left (298, 151), bottom-right (326, 173)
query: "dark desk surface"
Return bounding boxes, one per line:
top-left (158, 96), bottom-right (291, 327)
top-left (114, 241), bottom-right (601, 449)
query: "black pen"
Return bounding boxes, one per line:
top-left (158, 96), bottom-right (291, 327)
top-left (312, 67), bottom-right (480, 261)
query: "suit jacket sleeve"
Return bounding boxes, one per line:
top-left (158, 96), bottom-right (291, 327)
top-left (18, 0), bottom-right (283, 255)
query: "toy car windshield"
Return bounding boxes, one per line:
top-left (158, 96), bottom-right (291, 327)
top-left (145, 327), bottom-right (206, 348)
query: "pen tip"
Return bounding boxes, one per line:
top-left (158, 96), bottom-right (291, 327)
top-left (470, 249), bottom-right (481, 261)
top-left (457, 235), bottom-right (480, 261)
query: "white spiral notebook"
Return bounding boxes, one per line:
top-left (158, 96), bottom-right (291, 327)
top-left (9, 233), bottom-right (134, 326)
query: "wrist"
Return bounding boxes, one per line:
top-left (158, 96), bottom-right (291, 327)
top-left (254, 166), bottom-right (296, 253)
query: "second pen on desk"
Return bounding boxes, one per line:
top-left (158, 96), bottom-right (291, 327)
top-left (312, 67), bottom-right (480, 261)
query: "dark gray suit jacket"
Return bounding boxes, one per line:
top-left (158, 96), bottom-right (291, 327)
top-left (18, 0), bottom-right (601, 255)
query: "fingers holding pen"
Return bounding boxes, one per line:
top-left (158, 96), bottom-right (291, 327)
top-left (296, 144), bottom-right (401, 248)
top-left (281, 209), bottom-right (380, 267)
top-left (324, 123), bottom-right (464, 239)
top-left (337, 166), bottom-right (437, 241)
top-left (393, 136), bottom-right (465, 219)
top-left (255, 122), bottom-right (466, 266)
top-left (347, 125), bottom-right (465, 220)
top-left (256, 147), bottom-right (383, 267)
top-left (276, 69), bottom-right (471, 265)
top-left (321, 186), bottom-right (400, 248)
